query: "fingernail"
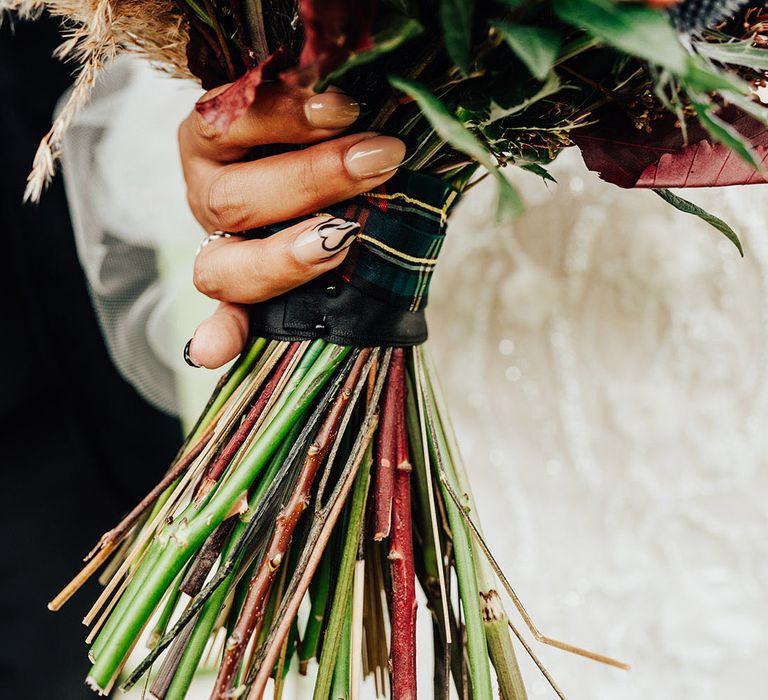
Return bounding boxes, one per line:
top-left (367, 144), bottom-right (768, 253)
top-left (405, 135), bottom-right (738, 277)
top-left (344, 135), bottom-right (406, 179)
top-left (183, 339), bottom-right (201, 368)
top-left (293, 217), bottom-right (360, 265)
top-left (304, 92), bottom-right (360, 129)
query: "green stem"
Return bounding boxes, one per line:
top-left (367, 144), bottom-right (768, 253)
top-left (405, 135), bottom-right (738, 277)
top-left (121, 338), bottom-right (270, 556)
top-left (330, 596), bottom-right (352, 699)
top-left (88, 341), bottom-right (349, 691)
top-left (153, 415), bottom-right (306, 698)
top-left (424, 348), bottom-right (527, 700)
top-left (298, 540), bottom-right (333, 672)
top-left (194, 337), bottom-right (269, 442)
top-left (417, 350), bottom-right (494, 700)
top-left (149, 570), bottom-right (185, 649)
top-left (312, 449), bottom-right (372, 700)
top-left (89, 542), bottom-right (163, 662)
top-left (165, 536), bottom-right (246, 699)
top-left (404, 373), bottom-right (439, 581)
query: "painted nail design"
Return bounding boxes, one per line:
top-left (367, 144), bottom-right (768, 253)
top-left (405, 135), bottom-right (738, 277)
top-left (293, 218), bottom-right (361, 264)
top-left (183, 339), bottom-right (201, 368)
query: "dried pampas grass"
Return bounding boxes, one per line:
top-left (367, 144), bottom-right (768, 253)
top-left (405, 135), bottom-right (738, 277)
top-left (1, 0), bottom-right (192, 200)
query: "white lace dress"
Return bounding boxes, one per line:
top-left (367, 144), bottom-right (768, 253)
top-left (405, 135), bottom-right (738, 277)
top-left (63, 58), bottom-right (768, 699)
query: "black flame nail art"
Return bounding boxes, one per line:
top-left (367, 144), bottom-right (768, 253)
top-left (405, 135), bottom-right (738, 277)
top-left (315, 218), bottom-right (361, 255)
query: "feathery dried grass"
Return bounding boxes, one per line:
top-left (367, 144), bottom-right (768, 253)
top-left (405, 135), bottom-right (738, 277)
top-left (1, 0), bottom-right (192, 200)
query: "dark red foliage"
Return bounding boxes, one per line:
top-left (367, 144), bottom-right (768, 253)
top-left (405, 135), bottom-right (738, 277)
top-left (284, 0), bottom-right (375, 88)
top-left (572, 104), bottom-right (768, 188)
top-left (195, 46), bottom-right (293, 133)
top-left (195, 0), bottom-right (376, 132)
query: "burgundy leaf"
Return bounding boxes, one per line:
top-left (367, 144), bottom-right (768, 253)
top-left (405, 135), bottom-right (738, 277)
top-left (195, 1), bottom-right (376, 133)
top-left (282, 0), bottom-right (376, 88)
top-left (572, 104), bottom-right (768, 188)
top-left (195, 47), bottom-right (293, 134)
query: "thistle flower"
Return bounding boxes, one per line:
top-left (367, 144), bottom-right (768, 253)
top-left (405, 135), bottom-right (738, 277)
top-left (667, 0), bottom-right (754, 33)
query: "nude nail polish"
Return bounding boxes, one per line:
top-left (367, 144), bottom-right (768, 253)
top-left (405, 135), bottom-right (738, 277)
top-left (344, 135), bottom-right (407, 179)
top-left (304, 92), bottom-right (361, 129)
top-left (293, 218), bottom-right (361, 264)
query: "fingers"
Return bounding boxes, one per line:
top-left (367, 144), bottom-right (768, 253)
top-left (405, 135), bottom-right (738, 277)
top-left (193, 215), bottom-right (360, 304)
top-left (185, 302), bottom-right (249, 369)
top-left (197, 132), bottom-right (406, 232)
top-left (180, 83), bottom-right (361, 163)
top-left (187, 215), bottom-right (359, 368)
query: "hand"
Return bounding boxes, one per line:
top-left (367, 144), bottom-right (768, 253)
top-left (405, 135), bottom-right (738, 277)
top-left (179, 83), bottom-right (406, 368)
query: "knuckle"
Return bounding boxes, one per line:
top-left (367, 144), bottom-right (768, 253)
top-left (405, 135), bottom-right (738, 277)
top-left (192, 108), bottom-right (226, 146)
top-left (207, 171), bottom-right (250, 232)
top-left (296, 152), bottom-right (326, 203)
top-left (193, 256), bottom-right (223, 299)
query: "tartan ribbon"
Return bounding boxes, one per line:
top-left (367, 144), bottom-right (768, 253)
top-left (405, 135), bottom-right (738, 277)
top-left (266, 169), bottom-right (460, 312)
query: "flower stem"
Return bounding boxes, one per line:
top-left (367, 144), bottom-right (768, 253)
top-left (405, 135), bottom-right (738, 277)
top-left (298, 539), bottom-right (333, 673)
top-left (415, 349), bottom-right (494, 700)
top-left (87, 341), bottom-right (348, 692)
top-left (423, 347), bottom-right (528, 700)
top-left (373, 356), bottom-right (401, 540)
top-left (388, 349), bottom-right (418, 700)
top-left (330, 595), bottom-right (352, 699)
top-left (313, 444), bottom-right (373, 700)
top-left (212, 349), bottom-right (371, 698)
top-left (195, 342), bottom-right (299, 503)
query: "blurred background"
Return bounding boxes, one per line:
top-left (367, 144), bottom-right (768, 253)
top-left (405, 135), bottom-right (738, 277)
top-left (2, 12), bottom-right (768, 700)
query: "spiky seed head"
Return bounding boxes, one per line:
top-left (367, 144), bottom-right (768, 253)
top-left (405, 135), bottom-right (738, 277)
top-left (667, 0), bottom-right (753, 34)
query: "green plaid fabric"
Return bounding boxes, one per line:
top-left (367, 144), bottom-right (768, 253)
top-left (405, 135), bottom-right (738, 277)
top-left (267, 170), bottom-right (460, 312)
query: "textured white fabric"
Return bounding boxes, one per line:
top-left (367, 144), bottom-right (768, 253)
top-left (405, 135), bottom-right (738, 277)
top-left (63, 57), bottom-right (768, 699)
top-left (431, 155), bottom-right (768, 700)
top-left (61, 57), bottom-right (207, 415)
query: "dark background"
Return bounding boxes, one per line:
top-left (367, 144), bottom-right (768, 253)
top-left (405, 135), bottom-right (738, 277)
top-left (0, 15), bottom-right (182, 699)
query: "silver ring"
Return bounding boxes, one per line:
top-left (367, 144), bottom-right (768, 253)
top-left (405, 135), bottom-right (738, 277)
top-left (196, 231), bottom-right (235, 256)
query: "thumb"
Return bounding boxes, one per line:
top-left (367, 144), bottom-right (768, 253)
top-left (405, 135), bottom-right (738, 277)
top-left (184, 301), bottom-right (249, 369)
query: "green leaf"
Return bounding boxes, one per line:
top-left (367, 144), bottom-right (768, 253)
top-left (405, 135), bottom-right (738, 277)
top-left (654, 189), bottom-right (743, 256)
top-left (483, 70), bottom-right (560, 123)
top-left (721, 90), bottom-right (768, 127)
top-left (690, 95), bottom-right (765, 171)
top-left (519, 162), bottom-right (557, 183)
top-left (553, 0), bottom-right (687, 75)
top-left (683, 55), bottom-right (751, 95)
top-left (439, 0), bottom-right (474, 75)
top-left (493, 22), bottom-right (560, 81)
top-left (491, 170), bottom-right (524, 220)
top-left (694, 38), bottom-right (768, 71)
top-left (389, 77), bottom-right (486, 162)
top-left (320, 15), bottom-right (424, 88)
top-left (389, 75), bottom-right (523, 220)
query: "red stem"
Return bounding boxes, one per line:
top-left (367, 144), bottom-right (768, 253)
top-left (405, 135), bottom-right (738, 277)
top-left (388, 348), bottom-right (418, 700)
top-left (373, 352), bottom-right (403, 540)
top-left (211, 349), bottom-right (372, 699)
top-left (194, 342), bottom-right (300, 503)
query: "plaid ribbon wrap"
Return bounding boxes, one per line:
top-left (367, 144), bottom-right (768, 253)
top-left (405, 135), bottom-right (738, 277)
top-left (267, 169), bottom-right (460, 312)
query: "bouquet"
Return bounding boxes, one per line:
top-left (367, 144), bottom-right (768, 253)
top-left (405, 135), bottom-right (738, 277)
top-left (5, 0), bottom-right (768, 698)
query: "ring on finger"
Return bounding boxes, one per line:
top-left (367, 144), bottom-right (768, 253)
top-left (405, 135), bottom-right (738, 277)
top-left (196, 231), bottom-right (241, 256)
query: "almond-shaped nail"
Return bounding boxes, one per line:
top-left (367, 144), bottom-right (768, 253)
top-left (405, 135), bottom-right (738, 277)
top-left (183, 339), bottom-right (201, 368)
top-left (344, 135), bottom-right (406, 179)
top-left (305, 92), bottom-right (360, 129)
top-left (293, 217), bottom-right (360, 265)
